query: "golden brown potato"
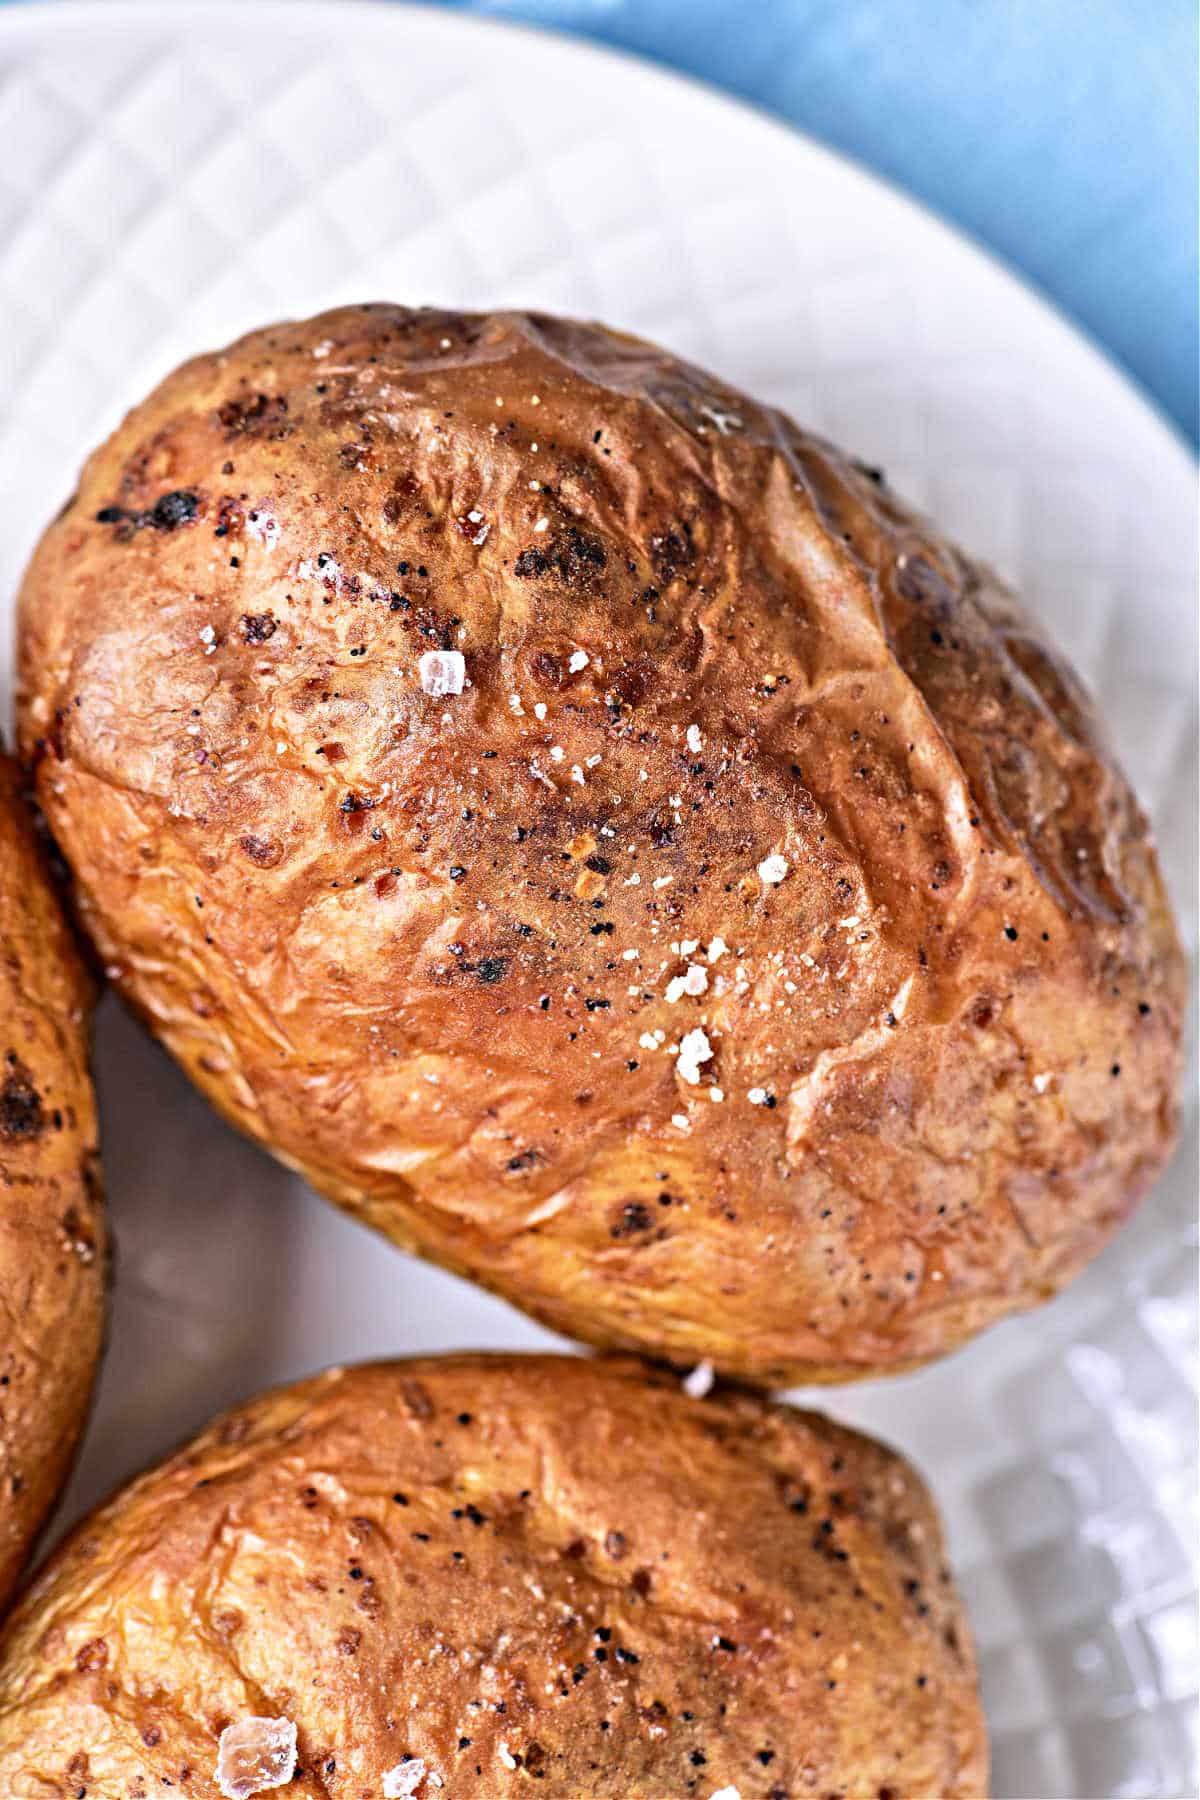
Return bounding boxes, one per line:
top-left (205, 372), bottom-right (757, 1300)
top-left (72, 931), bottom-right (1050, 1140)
top-left (16, 305), bottom-right (1184, 1383)
top-left (0, 1353), bottom-right (988, 1797)
top-left (0, 752), bottom-right (106, 1611)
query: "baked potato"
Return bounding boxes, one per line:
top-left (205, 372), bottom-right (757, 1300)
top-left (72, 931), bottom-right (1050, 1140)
top-left (0, 1353), bottom-right (988, 1797)
top-left (16, 304), bottom-right (1184, 1383)
top-left (0, 751), bottom-right (105, 1611)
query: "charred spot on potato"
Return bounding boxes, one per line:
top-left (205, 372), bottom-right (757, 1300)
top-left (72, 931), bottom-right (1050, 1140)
top-left (505, 1148), bottom-right (541, 1174)
top-left (610, 1201), bottom-right (653, 1239)
top-left (0, 1055), bottom-right (44, 1141)
top-left (240, 612), bottom-right (277, 643)
top-left (471, 956), bottom-right (507, 984)
top-left (216, 391), bottom-right (289, 437)
top-left (514, 524), bottom-right (607, 590)
top-left (339, 794), bottom-right (375, 834)
top-left (152, 489), bottom-right (199, 529)
top-left (95, 489), bottom-right (199, 536)
top-left (648, 524), bottom-right (695, 584)
top-left (239, 834), bottom-right (282, 869)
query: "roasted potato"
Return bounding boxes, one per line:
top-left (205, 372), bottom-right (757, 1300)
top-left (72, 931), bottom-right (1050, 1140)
top-left (0, 752), bottom-right (105, 1611)
top-left (0, 1353), bottom-right (988, 1797)
top-left (16, 305), bottom-right (1184, 1383)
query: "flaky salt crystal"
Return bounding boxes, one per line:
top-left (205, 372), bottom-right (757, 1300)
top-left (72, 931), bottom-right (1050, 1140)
top-left (383, 1761), bottom-right (429, 1798)
top-left (757, 853), bottom-right (788, 884)
top-left (418, 650), bottom-right (465, 697)
top-left (215, 1717), bottom-right (297, 1798)
top-left (683, 1360), bottom-right (715, 1398)
top-left (666, 964), bottom-right (709, 1003)
top-left (676, 1027), bottom-right (713, 1085)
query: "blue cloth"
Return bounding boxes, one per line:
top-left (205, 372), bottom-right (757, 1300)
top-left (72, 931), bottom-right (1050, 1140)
top-left (439, 0), bottom-right (1199, 447)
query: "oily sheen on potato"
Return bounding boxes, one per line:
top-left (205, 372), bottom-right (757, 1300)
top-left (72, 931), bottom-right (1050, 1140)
top-left (0, 753), bottom-right (105, 1610)
top-left (17, 305), bottom-right (1184, 1382)
top-left (0, 1355), bottom-right (988, 1797)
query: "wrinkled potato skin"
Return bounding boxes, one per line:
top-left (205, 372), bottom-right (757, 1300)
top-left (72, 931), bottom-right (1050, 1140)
top-left (0, 1354), bottom-right (988, 1797)
top-left (0, 754), bottom-right (105, 1610)
top-left (17, 305), bottom-right (1184, 1382)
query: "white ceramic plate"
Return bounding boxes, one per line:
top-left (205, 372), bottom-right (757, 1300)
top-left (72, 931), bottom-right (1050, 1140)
top-left (1, 5), bottom-right (1195, 1793)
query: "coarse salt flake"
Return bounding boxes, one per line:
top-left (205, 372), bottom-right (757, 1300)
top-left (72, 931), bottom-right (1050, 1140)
top-left (215, 1716), bottom-right (297, 1799)
top-left (568, 649), bottom-right (589, 671)
top-left (419, 650), bottom-right (465, 697)
top-left (748, 1087), bottom-right (769, 1106)
top-left (757, 853), bottom-right (789, 885)
top-left (671, 1113), bottom-right (690, 1130)
top-left (683, 1360), bottom-right (715, 1399)
top-left (686, 723), bottom-right (704, 754)
top-left (665, 964), bottom-right (709, 1004)
top-left (707, 936), bottom-right (729, 963)
top-left (676, 1027), bottom-right (714, 1085)
top-left (383, 1762), bottom-right (430, 1799)
top-left (534, 516), bottom-right (550, 533)
top-left (709, 1789), bottom-right (742, 1800)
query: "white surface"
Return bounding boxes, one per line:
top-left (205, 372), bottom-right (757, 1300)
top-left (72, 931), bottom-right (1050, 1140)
top-left (0, 5), bottom-right (1195, 1794)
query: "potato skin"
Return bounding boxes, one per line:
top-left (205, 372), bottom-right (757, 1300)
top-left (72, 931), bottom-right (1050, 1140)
top-left (17, 304), bottom-right (1184, 1382)
top-left (0, 1353), bottom-right (988, 1797)
top-left (0, 753), bottom-right (105, 1611)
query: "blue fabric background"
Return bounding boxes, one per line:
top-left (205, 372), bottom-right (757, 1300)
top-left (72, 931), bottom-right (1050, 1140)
top-left (435, 0), bottom-right (1199, 448)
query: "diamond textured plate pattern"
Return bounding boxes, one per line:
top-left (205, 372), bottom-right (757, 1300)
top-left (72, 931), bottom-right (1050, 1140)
top-left (0, 7), bottom-right (1195, 1795)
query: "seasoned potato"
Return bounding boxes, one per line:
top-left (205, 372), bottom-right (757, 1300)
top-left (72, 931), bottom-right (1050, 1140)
top-left (16, 305), bottom-right (1184, 1382)
top-left (0, 753), bottom-right (105, 1610)
top-left (0, 1354), bottom-right (988, 1796)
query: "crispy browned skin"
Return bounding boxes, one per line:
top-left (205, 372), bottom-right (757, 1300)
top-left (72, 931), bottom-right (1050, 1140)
top-left (16, 305), bottom-right (1184, 1382)
top-left (0, 1354), bottom-right (988, 1797)
top-left (0, 753), bottom-right (105, 1611)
